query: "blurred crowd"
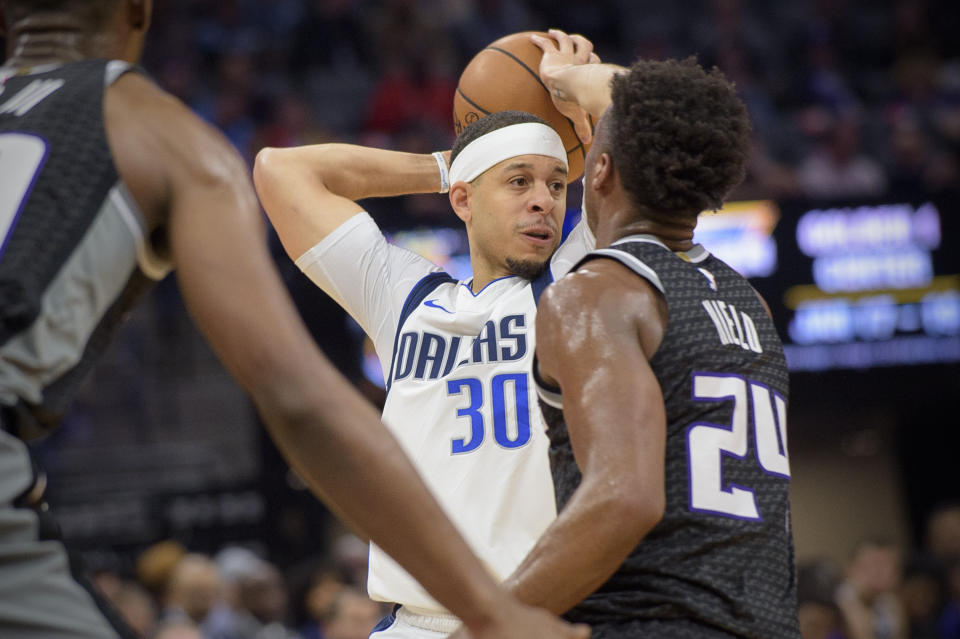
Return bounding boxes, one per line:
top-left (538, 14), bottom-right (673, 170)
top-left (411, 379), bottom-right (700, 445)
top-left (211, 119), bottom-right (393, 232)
top-left (91, 503), bottom-right (960, 639)
top-left (797, 504), bottom-right (960, 639)
top-left (142, 0), bottom-right (960, 228)
top-left (95, 532), bottom-right (387, 639)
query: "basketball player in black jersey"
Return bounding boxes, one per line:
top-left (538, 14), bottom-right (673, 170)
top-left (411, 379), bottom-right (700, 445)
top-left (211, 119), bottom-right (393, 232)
top-left (0, 3), bottom-right (590, 638)
top-left (496, 31), bottom-right (801, 638)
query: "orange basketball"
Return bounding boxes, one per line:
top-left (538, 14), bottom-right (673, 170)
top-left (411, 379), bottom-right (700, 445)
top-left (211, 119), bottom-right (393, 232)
top-left (454, 31), bottom-right (592, 182)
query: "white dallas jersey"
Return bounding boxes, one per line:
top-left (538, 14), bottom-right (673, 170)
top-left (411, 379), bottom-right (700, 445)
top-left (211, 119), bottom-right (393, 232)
top-left (297, 212), bottom-right (593, 615)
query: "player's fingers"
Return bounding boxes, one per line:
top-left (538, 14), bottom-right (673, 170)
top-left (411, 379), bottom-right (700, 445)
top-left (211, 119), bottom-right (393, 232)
top-left (588, 52), bottom-right (602, 64)
top-left (568, 34), bottom-right (594, 63)
top-left (573, 623), bottom-right (592, 638)
top-left (530, 33), bottom-right (559, 55)
top-left (574, 114), bottom-right (593, 146)
top-left (548, 28), bottom-right (575, 55)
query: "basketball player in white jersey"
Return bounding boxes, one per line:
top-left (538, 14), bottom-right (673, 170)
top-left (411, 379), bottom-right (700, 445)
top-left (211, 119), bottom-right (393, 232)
top-left (254, 38), bottom-right (599, 639)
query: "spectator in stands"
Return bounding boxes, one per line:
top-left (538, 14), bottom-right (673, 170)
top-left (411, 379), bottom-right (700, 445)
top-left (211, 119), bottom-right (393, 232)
top-left (927, 504), bottom-right (960, 561)
top-left (835, 538), bottom-right (906, 639)
top-left (137, 540), bottom-right (189, 606)
top-left (940, 559), bottom-right (960, 639)
top-left (162, 554), bottom-right (225, 628)
top-left (297, 566), bottom-right (345, 639)
top-left (898, 555), bottom-right (945, 639)
top-left (236, 558), bottom-right (300, 639)
top-left (154, 618), bottom-right (207, 639)
top-left (110, 580), bottom-right (159, 639)
top-left (798, 113), bottom-right (888, 199)
top-left (797, 558), bottom-right (844, 639)
top-left (321, 587), bottom-right (384, 639)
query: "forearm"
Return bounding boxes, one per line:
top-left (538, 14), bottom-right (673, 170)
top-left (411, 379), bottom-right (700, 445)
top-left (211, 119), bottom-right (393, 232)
top-left (504, 478), bottom-right (655, 614)
top-left (280, 143), bottom-right (444, 200)
top-left (254, 144), bottom-right (446, 258)
top-left (554, 63), bottom-right (626, 120)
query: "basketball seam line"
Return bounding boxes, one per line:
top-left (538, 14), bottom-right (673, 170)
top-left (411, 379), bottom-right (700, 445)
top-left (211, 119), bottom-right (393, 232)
top-left (456, 87), bottom-right (491, 115)
top-left (486, 46), bottom-right (551, 94)
top-left (485, 46), bottom-right (582, 143)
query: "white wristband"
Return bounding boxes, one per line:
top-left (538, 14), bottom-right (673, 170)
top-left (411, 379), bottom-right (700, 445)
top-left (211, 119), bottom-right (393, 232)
top-left (433, 151), bottom-right (450, 194)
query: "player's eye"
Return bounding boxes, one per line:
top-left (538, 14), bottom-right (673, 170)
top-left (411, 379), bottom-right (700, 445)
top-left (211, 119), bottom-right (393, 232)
top-left (510, 176), bottom-right (529, 187)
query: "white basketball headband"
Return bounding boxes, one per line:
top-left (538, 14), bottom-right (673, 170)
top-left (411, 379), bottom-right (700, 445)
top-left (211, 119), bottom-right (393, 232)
top-left (448, 122), bottom-right (568, 184)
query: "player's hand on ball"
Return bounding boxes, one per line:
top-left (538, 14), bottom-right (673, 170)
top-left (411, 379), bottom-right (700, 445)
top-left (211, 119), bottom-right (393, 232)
top-left (530, 29), bottom-right (600, 144)
top-left (451, 602), bottom-right (590, 639)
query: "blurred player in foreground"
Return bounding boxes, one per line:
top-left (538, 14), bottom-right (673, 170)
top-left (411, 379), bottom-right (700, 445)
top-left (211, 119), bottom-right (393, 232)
top-left (0, 2), bottom-right (587, 637)
top-left (494, 30), bottom-right (802, 638)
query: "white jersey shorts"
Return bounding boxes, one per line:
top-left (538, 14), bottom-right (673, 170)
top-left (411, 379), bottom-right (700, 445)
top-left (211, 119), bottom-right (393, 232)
top-left (371, 606), bottom-right (461, 639)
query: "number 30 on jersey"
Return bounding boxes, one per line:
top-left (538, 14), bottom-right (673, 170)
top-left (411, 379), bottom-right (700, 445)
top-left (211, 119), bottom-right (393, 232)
top-left (447, 373), bottom-right (531, 454)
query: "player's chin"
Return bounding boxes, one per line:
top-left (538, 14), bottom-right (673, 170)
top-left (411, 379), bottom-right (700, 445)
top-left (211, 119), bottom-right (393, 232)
top-left (505, 255), bottom-right (550, 281)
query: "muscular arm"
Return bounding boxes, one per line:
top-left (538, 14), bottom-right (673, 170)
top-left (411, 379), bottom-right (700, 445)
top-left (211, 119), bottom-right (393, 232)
top-left (503, 259), bottom-right (668, 613)
top-left (253, 143), bottom-right (445, 259)
top-left (104, 74), bottom-right (580, 637)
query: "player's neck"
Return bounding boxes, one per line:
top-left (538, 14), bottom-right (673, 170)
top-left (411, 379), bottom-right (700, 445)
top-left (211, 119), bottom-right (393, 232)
top-left (597, 210), bottom-right (696, 252)
top-left (469, 269), bottom-right (505, 294)
top-left (5, 28), bottom-right (115, 68)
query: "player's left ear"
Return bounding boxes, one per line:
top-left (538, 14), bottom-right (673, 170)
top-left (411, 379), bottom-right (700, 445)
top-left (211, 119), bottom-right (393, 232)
top-left (590, 152), bottom-right (614, 194)
top-left (449, 182), bottom-right (473, 224)
top-left (127, 0), bottom-right (149, 31)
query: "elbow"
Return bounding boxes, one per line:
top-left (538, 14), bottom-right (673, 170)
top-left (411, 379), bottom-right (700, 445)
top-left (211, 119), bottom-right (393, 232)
top-left (253, 145), bottom-right (336, 201)
top-left (612, 483), bottom-right (665, 542)
top-left (250, 374), bottom-right (317, 439)
top-left (252, 146), bottom-right (287, 195)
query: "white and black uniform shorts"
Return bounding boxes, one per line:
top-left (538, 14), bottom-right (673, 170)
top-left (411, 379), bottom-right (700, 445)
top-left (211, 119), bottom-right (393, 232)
top-left (370, 605), bottom-right (462, 639)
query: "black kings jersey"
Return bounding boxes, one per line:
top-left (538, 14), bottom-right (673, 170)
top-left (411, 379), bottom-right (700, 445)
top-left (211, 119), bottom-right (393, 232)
top-left (535, 235), bottom-right (800, 639)
top-left (0, 60), bottom-right (171, 439)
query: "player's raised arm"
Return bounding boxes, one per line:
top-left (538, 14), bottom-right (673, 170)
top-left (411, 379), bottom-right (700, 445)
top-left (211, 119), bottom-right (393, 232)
top-left (106, 73), bottom-right (586, 639)
top-left (502, 261), bottom-right (668, 613)
top-left (253, 143), bottom-right (447, 259)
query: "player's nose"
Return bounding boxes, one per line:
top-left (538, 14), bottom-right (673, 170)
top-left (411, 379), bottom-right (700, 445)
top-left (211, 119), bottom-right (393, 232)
top-left (528, 180), bottom-right (555, 214)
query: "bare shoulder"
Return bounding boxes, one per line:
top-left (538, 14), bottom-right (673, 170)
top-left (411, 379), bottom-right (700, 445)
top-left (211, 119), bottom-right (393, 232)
top-left (105, 72), bottom-right (247, 186)
top-left (541, 257), bottom-right (664, 322)
top-left (104, 71), bottom-right (253, 227)
top-left (538, 256), bottom-right (668, 361)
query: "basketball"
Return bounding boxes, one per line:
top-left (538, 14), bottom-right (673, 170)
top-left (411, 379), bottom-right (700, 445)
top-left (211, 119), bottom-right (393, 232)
top-left (454, 31), bottom-right (593, 182)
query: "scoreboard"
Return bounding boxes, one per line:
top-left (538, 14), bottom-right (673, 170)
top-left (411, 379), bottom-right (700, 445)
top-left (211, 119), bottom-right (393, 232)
top-left (695, 195), bottom-right (960, 373)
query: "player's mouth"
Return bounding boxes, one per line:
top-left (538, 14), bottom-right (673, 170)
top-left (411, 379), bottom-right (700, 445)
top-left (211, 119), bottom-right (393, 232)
top-left (519, 226), bottom-right (555, 247)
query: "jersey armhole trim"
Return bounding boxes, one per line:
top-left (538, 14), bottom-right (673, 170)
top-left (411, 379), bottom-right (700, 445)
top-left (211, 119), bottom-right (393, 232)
top-left (384, 271), bottom-right (456, 393)
top-left (104, 61), bottom-right (133, 87)
top-left (575, 249), bottom-right (665, 294)
top-left (111, 182), bottom-right (172, 280)
top-left (532, 352), bottom-right (563, 409)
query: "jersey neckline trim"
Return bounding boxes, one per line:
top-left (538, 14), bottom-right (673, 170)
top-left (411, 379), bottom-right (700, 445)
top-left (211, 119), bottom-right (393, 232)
top-left (611, 234), bottom-right (711, 263)
top-left (462, 274), bottom-right (516, 296)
